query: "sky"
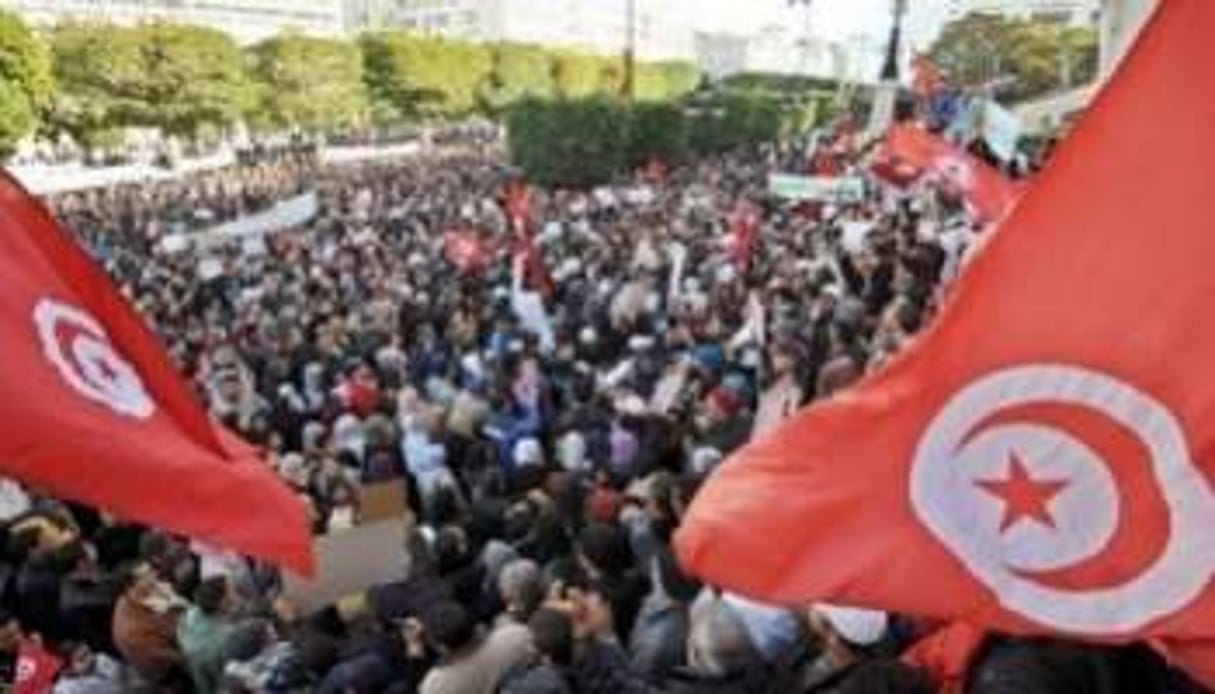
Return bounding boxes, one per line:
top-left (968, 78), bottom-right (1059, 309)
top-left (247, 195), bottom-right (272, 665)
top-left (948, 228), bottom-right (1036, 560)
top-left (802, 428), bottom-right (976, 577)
top-left (690, 0), bottom-right (951, 49)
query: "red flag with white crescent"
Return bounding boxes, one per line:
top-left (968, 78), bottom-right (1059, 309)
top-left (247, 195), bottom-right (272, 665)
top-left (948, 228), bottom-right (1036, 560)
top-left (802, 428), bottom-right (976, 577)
top-left (0, 172), bottom-right (313, 576)
top-left (677, 1), bottom-right (1215, 685)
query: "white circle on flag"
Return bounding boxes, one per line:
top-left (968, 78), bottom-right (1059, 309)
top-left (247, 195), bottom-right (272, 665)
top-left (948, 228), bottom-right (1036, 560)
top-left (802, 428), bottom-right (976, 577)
top-left (34, 298), bottom-right (155, 420)
top-left (951, 423), bottom-right (1119, 573)
top-left (910, 364), bottom-right (1215, 634)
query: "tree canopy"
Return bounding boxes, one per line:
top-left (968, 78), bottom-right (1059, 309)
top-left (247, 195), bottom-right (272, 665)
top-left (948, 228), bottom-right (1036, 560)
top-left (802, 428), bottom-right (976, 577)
top-left (482, 42), bottom-right (555, 111)
top-left (250, 34), bottom-right (368, 131)
top-left (51, 22), bottom-right (252, 144)
top-left (929, 12), bottom-right (1099, 102)
top-left (4, 16), bottom-right (704, 159)
top-left (0, 10), bottom-right (53, 155)
top-left (361, 32), bottom-right (491, 118)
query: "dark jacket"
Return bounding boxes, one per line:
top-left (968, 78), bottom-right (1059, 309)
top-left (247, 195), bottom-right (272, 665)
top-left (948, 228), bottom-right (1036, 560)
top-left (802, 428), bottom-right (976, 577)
top-left (662, 663), bottom-right (795, 694)
top-left (499, 662), bottom-right (574, 694)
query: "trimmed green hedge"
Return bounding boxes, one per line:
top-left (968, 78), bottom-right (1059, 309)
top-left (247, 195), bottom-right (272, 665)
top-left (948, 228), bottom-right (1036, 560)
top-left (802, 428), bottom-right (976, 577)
top-left (507, 90), bottom-right (819, 188)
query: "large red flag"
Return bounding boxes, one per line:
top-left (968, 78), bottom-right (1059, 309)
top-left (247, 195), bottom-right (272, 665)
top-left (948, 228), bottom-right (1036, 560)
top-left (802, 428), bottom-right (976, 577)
top-left (0, 172), bottom-right (313, 575)
top-left (677, 0), bottom-right (1215, 679)
top-left (874, 122), bottom-right (1021, 223)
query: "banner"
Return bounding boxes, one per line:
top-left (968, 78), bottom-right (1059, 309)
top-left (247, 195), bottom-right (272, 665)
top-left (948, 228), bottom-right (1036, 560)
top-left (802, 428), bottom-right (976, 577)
top-left (768, 174), bottom-right (865, 203)
top-left (158, 192), bottom-right (319, 254)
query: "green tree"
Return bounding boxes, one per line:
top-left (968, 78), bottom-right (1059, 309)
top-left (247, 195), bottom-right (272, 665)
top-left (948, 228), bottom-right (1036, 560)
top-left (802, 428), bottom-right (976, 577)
top-left (0, 10), bottom-right (53, 155)
top-left (138, 23), bottom-right (253, 136)
top-left (52, 22), bottom-right (251, 142)
top-left (627, 101), bottom-right (688, 166)
top-left (250, 34), bottom-right (368, 131)
top-left (49, 22), bottom-right (146, 149)
top-left (361, 32), bottom-right (491, 119)
top-left (507, 96), bottom-right (629, 187)
top-left (551, 49), bottom-right (612, 99)
top-left (929, 12), bottom-right (1099, 101)
top-left (635, 60), bottom-right (700, 101)
top-left (482, 42), bottom-right (555, 111)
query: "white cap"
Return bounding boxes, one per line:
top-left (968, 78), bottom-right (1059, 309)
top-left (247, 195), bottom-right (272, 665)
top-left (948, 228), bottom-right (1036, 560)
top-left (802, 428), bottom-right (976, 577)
top-left (628, 335), bottom-right (656, 352)
top-left (815, 604), bottom-right (889, 647)
top-left (513, 438), bottom-right (545, 468)
top-left (616, 393), bottom-right (648, 417)
top-left (558, 432), bottom-right (589, 472)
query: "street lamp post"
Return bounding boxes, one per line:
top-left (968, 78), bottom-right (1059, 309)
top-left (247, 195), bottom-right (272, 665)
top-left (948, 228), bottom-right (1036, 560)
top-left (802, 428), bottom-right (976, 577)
top-left (867, 0), bottom-right (909, 135)
top-left (789, 0), bottom-right (815, 76)
top-left (623, 0), bottom-right (637, 101)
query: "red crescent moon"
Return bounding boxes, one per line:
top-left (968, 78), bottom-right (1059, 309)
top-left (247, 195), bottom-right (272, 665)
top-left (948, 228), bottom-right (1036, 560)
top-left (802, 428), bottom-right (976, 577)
top-left (961, 401), bottom-right (1171, 592)
top-left (53, 319), bottom-right (98, 367)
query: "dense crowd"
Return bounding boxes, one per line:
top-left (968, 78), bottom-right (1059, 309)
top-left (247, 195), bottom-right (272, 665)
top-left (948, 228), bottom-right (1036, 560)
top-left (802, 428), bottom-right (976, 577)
top-left (0, 139), bottom-right (1204, 694)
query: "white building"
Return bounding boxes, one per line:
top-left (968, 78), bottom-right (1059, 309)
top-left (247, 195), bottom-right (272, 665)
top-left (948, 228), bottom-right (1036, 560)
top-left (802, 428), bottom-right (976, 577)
top-left (694, 26), bottom-right (877, 84)
top-left (5, 0), bottom-right (346, 43)
top-left (693, 32), bottom-right (748, 80)
top-left (945, 0), bottom-right (1100, 26)
top-left (379, 0), bottom-right (694, 60)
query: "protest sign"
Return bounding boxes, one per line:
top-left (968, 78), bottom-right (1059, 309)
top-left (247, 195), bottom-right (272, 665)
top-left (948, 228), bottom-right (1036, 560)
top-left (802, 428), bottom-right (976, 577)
top-left (768, 174), bottom-right (865, 203)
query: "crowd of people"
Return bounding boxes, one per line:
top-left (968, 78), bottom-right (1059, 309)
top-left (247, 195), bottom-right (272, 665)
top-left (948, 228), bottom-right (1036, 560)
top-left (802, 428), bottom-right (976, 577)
top-left (0, 134), bottom-right (1204, 694)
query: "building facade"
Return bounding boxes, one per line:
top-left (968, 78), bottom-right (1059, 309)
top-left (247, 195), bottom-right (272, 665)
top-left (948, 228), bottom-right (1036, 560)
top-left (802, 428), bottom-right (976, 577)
top-left (945, 0), bottom-right (1100, 26)
top-left (378, 0), bottom-right (694, 60)
top-left (4, 0), bottom-right (345, 43)
top-left (694, 26), bottom-right (877, 84)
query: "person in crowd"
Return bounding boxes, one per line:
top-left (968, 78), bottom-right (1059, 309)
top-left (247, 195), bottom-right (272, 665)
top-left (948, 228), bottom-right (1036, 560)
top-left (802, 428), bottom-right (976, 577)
top-left (0, 129), bottom-right (1190, 693)
top-left (416, 600), bottom-right (531, 694)
top-left (176, 576), bottom-right (240, 693)
top-left (110, 563), bottom-right (186, 689)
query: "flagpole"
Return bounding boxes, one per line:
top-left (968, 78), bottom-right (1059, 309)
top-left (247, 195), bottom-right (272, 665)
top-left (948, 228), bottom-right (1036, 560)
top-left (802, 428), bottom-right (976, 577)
top-left (623, 0), bottom-right (637, 101)
top-left (866, 0), bottom-right (908, 136)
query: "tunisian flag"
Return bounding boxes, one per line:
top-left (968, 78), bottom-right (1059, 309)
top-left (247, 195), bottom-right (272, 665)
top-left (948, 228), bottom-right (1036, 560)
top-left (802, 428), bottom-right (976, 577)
top-left (677, 0), bottom-right (1215, 681)
top-left (0, 172), bottom-right (313, 575)
top-left (873, 122), bottom-right (1021, 223)
top-left (726, 199), bottom-right (762, 270)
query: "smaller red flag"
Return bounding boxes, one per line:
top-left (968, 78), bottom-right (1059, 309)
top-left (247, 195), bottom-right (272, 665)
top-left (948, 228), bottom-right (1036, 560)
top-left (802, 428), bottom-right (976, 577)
top-left (874, 123), bottom-right (1021, 223)
top-left (13, 638), bottom-right (61, 694)
top-left (443, 228), bottom-right (491, 274)
top-left (726, 200), bottom-right (762, 270)
top-left (504, 179), bottom-right (533, 232)
top-left (810, 149), bottom-right (842, 177)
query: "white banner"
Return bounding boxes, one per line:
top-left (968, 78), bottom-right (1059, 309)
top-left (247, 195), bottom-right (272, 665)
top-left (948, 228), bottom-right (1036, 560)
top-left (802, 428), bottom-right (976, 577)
top-left (769, 174), bottom-right (865, 203)
top-left (159, 191), bottom-right (319, 255)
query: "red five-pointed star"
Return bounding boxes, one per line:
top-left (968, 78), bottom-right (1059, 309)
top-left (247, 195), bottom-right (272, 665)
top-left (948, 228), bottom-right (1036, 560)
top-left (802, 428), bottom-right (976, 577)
top-left (975, 454), bottom-right (1070, 533)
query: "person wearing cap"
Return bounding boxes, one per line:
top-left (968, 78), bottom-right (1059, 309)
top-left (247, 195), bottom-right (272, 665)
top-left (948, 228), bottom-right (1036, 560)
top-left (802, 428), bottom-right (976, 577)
top-left (801, 604), bottom-right (894, 693)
